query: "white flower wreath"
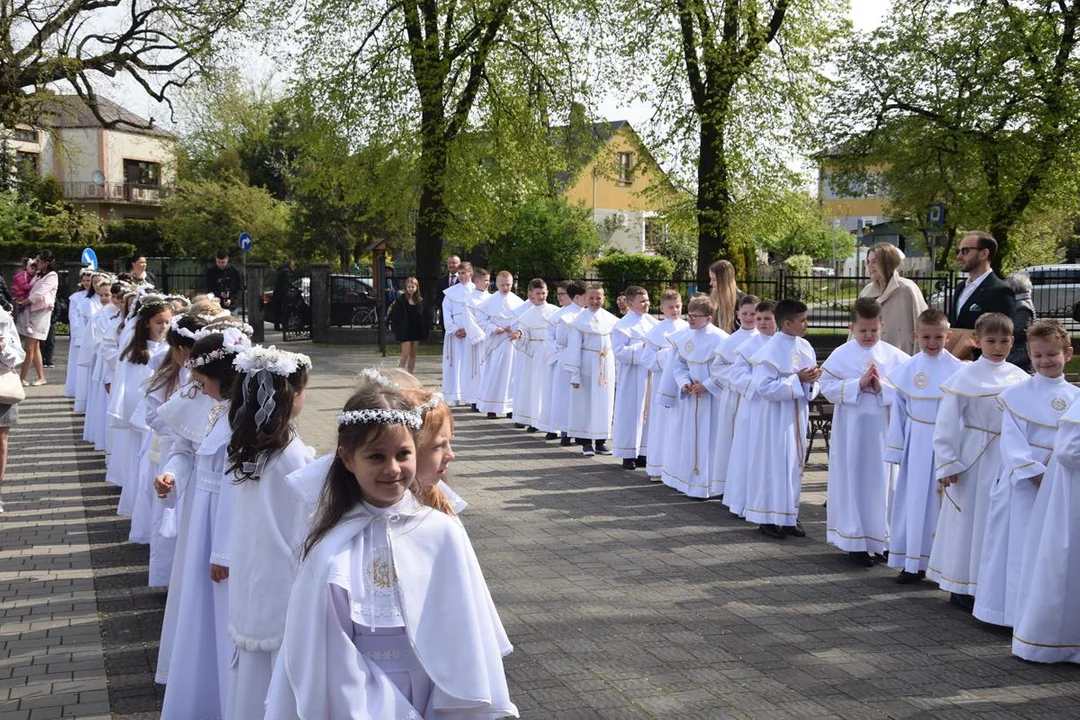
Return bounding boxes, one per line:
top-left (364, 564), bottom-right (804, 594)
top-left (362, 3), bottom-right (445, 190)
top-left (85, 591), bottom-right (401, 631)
top-left (233, 345), bottom-right (313, 377)
top-left (357, 367), bottom-right (397, 388)
top-left (338, 408), bottom-right (423, 429)
top-left (415, 392), bottom-right (444, 415)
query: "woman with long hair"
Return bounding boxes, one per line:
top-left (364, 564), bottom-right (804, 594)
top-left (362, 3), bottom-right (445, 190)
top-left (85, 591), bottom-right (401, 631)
top-left (858, 242), bottom-right (927, 355)
top-left (17, 250), bottom-right (58, 386)
top-left (389, 276), bottom-right (429, 373)
top-left (708, 259), bottom-right (738, 333)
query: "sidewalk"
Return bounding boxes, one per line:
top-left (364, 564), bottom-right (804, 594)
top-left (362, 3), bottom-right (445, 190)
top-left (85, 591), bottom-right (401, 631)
top-left (1, 340), bottom-right (1079, 718)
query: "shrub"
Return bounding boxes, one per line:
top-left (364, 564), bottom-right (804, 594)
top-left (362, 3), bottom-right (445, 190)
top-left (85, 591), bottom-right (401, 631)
top-left (593, 252), bottom-right (675, 309)
top-left (488, 197), bottom-right (603, 283)
top-left (782, 254), bottom-right (814, 300)
top-left (0, 241), bottom-right (136, 267)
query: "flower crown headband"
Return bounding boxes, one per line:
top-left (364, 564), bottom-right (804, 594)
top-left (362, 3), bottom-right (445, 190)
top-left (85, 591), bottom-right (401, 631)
top-left (79, 266), bottom-right (96, 277)
top-left (184, 326), bottom-right (253, 369)
top-left (233, 346), bottom-right (313, 433)
top-left (338, 408), bottom-right (422, 430)
top-left (416, 392), bottom-right (444, 415)
top-left (357, 367), bottom-right (398, 388)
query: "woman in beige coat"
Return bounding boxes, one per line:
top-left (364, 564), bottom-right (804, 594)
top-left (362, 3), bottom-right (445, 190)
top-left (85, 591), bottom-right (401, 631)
top-left (857, 243), bottom-right (927, 355)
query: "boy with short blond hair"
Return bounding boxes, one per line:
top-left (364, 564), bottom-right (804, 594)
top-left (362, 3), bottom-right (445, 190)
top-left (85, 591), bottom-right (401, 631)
top-left (510, 279), bottom-right (558, 431)
top-left (476, 271), bottom-right (524, 417)
top-left (708, 295), bottom-right (759, 497)
top-left (821, 297), bottom-right (910, 565)
top-left (612, 286), bottom-right (658, 469)
top-left (661, 294), bottom-right (728, 496)
top-left (564, 284), bottom-right (619, 456)
top-left (884, 308), bottom-right (964, 582)
top-left (974, 320), bottom-right (1079, 626)
top-left (929, 312), bottom-right (1027, 611)
top-left (642, 289), bottom-right (687, 480)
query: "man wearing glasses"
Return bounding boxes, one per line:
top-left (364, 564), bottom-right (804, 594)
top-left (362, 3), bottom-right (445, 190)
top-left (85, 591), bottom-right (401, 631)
top-left (952, 231), bottom-right (1016, 329)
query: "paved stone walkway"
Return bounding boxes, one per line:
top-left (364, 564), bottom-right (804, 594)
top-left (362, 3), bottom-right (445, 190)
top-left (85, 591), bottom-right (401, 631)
top-left (2, 340), bottom-right (1079, 718)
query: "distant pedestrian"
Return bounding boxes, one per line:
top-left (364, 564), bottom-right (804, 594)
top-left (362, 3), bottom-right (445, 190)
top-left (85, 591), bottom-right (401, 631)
top-left (17, 250), bottom-right (58, 387)
top-left (272, 260), bottom-right (296, 331)
top-left (709, 259), bottom-right (739, 332)
top-left (1005, 271), bottom-right (1035, 373)
top-left (205, 250), bottom-right (244, 311)
top-left (389, 277), bottom-right (430, 374)
top-left (129, 254), bottom-right (157, 287)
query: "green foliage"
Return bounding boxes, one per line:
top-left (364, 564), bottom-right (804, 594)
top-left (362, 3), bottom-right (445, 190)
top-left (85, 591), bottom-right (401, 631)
top-left (0, 241), bottom-right (135, 265)
top-left (732, 189), bottom-right (855, 263)
top-left (157, 178), bottom-right (291, 264)
top-left (0, 193), bottom-right (36, 242)
top-left (594, 252), bottom-right (675, 308)
top-left (0, 187), bottom-right (100, 246)
top-left (781, 253), bottom-right (814, 301)
top-left (488, 197), bottom-right (602, 281)
top-left (102, 219), bottom-right (170, 257)
top-left (825, 0), bottom-right (1080, 269)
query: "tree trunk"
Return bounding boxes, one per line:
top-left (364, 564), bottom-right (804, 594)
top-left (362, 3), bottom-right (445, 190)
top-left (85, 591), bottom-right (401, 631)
top-left (415, 127), bottom-right (450, 313)
top-left (989, 220), bottom-right (1009, 274)
top-left (695, 99), bottom-right (732, 289)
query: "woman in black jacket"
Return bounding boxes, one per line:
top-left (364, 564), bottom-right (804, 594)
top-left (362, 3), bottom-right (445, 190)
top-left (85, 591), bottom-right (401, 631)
top-left (389, 276), bottom-right (429, 373)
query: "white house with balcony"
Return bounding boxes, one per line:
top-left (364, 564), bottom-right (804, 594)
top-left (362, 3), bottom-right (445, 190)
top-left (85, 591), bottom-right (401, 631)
top-left (5, 95), bottom-right (176, 220)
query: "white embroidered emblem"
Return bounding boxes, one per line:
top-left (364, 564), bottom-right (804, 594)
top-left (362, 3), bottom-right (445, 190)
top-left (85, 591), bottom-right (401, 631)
top-left (1007, 374), bottom-right (1023, 384)
top-left (685, 340), bottom-right (695, 352)
top-left (914, 372), bottom-right (929, 389)
top-left (1051, 397), bottom-right (1068, 413)
top-left (792, 351), bottom-right (802, 367)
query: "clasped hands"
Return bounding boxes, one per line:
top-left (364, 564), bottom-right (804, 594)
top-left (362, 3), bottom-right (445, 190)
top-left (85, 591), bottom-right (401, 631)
top-left (859, 364), bottom-right (882, 394)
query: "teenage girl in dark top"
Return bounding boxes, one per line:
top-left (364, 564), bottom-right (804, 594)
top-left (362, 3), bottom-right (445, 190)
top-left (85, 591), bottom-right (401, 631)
top-left (389, 276), bottom-right (429, 373)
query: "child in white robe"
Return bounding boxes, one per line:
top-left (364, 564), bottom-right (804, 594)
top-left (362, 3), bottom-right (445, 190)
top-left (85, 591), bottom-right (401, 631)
top-left (537, 282), bottom-right (578, 440)
top-left (476, 271), bottom-right (524, 418)
top-left (404, 386), bottom-right (471, 518)
top-left (225, 346), bottom-right (315, 720)
top-left (541, 282), bottom-right (586, 446)
top-left (84, 282), bottom-right (128, 450)
top-left (564, 284), bottom-right (619, 456)
top-left (743, 299), bottom-right (820, 538)
top-left (642, 290), bottom-right (687, 480)
top-left (707, 295), bottom-right (759, 496)
top-left (462, 269), bottom-right (491, 408)
top-left (156, 320), bottom-right (253, 719)
top-left (1011, 383), bottom-right (1080, 663)
top-left (661, 295), bottom-right (728, 497)
top-left (74, 274), bottom-right (112, 413)
top-left (883, 309), bottom-right (963, 582)
top-left (440, 263), bottom-right (476, 405)
top-left (974, 320), bottom-right (1078, 627)
top-left (612, 286), bottom-right (658, 470)
top-left (821, 297), bottom-right (910, 565)
top-left (929, 312), bottom-right (1026, 612)
top-left (723, 301), bottom-right (776, 517)
top-left (64, 268), bottom-right (94, 399)
top-left (265, 381), bottom-right (517, 719)
top-left (510, 279), bottom-right (557, 431)
top-left (112, 296), bottom-right (173, 518)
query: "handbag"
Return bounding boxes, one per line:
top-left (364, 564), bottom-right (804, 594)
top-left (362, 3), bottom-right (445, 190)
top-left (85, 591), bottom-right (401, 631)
top-left (0, 369), bottom-right (26, 405)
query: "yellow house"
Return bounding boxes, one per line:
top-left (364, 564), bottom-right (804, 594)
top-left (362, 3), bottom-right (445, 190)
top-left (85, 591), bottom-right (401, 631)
top-left (817, 158), bottom-right (890, 233)
top-left (556, 120), bottom-right (680, 254)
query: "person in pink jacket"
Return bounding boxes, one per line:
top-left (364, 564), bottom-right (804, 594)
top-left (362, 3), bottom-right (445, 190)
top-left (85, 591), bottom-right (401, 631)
top-left (17, 251), bottom-right (58, 386)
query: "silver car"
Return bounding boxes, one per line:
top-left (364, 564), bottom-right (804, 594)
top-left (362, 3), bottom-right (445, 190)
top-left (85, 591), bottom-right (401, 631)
top-left (929, 265), bottom-right (1080, 319)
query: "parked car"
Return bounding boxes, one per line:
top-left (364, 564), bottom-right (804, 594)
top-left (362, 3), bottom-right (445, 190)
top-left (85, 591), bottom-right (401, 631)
top-left (262, 274), bottom-right (380, 328)
top-left (1024, 265), bottom-right (1080, 318)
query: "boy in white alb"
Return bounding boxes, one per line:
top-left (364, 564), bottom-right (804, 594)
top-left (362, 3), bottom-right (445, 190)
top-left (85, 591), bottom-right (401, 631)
top-left (539, 282), bottom-right (586, 444)
top-left (929, 312), bottom-right (1026, 611)
top-left (564, 285), bottom-right (618, 456)
top-left (1012, 373), bottom-right (1080, 663)
top-left (440, 263), bottom-right (476, 405)
top-left (742, 299), bottom-right (821, 539)
top-left (642, 290), bottom-right (687, 481)
top-left (612, 286), bottom-right (658, 470)
top-left (708, 295), bottom-right (759, 497)
top-left (723, 300), bottom-right (776, 517)
top-left (974, 320), bottom-right (1078, 627)
top-left (510, 279), bottom-right (557, 431)
top-left (883, 308), bottom-right (964, 583)
top-left (661, 295), bottom-right (728, 497)
top-left (821, 297), bottom-right (910, 566)
top-left (461, 268), bottom-right (491, 408)
top-left (476, 271), bottom-right (525, 418)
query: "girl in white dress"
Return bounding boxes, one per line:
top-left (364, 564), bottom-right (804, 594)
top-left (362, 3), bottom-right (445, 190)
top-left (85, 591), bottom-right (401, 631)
top-left (83, 281), bottom-right (128, 450)
top-left (225, 346), bottom-right (314, 719)
top-left (266, 381), bottom-right (517, 719)
top-left (112, 296), bottom-right (173, 518)
top-left (73, 273), bottom-right (112, 414)
top-left (156, 319), bottom-right (253, 720)
top-left (63, 268), bottom-right (94, 398)
top-left (404, 387), bottom-right (468, 516)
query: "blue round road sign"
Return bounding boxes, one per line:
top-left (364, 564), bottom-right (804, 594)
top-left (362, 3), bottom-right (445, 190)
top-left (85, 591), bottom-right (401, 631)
top-left (81, 247), bottom-right (98, 270)
top-left (238, 232), bottom-right (253, 251)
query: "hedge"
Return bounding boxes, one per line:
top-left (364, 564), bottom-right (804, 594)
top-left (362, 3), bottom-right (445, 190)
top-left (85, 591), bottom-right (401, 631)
top-left (0, 241), bottom-right (137, 267)
top-left (593, 252), bottom-right (675, 308)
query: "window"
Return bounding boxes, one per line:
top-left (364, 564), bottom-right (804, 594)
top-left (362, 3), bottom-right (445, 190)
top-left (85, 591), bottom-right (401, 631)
top-left (123, 159), bottom-right (161, 186)
top-left (644, 216), bottom-right (665, 251)
top-left (617, 152), bottom-right (634, 185)
top-left (15, 151), bottom-right (39, 176)
top-left (12, 127), bottom-right (38, 143)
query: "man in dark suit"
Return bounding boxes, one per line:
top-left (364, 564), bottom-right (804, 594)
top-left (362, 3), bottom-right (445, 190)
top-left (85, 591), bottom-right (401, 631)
top-left (436, 255), bottom-right (461, 326)
top-left (950, 231), bottom-right (1016, 329)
